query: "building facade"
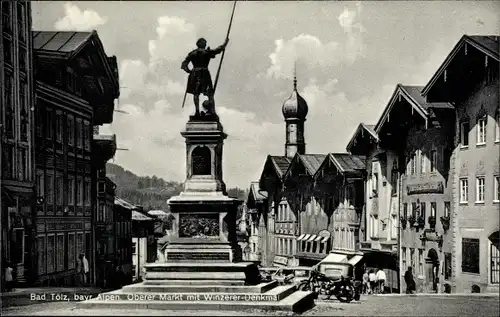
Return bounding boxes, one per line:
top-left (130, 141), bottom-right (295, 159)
top-left (1, 1), bottom-right (36, 287)
top-left (422, 35), bottom-right (499, 293)
top-left (32, 30), bottom-right (119, 286)
top-left (245, 182), bottom-right (267, 263)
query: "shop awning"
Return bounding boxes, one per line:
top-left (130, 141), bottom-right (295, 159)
top-left (348, 255), bottom-right (363, 266)
top-left (306, 235), bottom-right (317, 242)
top-left (297, 234), bottom-right (311, 241)
top-left (321, 252), bottom-right (348, 264)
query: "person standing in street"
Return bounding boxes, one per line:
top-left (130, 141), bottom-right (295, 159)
top-left (376, 268), bottom-right (387, 294)
top-left (368, 269), bottom-right (377, 294)
top-left (362, 269), bottom-right (370, 294)
top-left (404, 266), bottom-right (416, 294)
top-left (5, 262), bottom-right (14, 291)
top-left (82, 253), bottom-right (89, 285)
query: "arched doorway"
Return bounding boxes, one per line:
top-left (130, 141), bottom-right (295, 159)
top-left (191, 146), bottom-right (211, 176)
top-left (488, 231), bottom-right (499, 285)
top-left (427, 248), bottom-right (439, 293)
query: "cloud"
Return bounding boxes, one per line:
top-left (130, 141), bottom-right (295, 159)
top-left (148, 16), bottom-right (198, 65)
top-left (54, 3), bottom-right (107, 31)
top-left (267, 4), bottom-right (366, 80)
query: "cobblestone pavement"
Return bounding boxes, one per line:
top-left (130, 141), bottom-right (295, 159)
top-left (1, 295), bottom-right (499, 316)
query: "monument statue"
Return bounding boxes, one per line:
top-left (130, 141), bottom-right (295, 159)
top-left (181, 38), bottom-right (229, 117)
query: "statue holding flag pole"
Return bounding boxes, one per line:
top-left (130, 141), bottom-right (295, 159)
top-left (180, 0), bottom-right (237, 119)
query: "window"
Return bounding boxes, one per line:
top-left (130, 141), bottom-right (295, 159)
top-left (410, 248), bottom-right (415, 272)
top-left (460, 121), bottom-right (469, 147)
top-left (18, 46), bottom-right (27, 71)
top-left (46, 109), bottom-right (54, 140)
top-left (77, 233), bottom-right (84, 261)
top-left (84, 121), bottom-right (91, 150)
top-left (4, 74), bottom-right (14, 138)
top-left (491, 241), bottom-right (500, 284)
top-left (2, 2), bottom-right (12, 33)
top-left (477, 116), bottom-right (487, 145)
top-left (17, 147), bottom-right (28, 181)
top-left (3, 37), bottom-right (12, 64)
top-left (132, 242), bottom-right (137, 255)
top-left (46, 173), bottom-right (54, 205)
top-left (55, 172), bottom-right (63, 205)
top-left (345, 185), bottom-right (353, 207)
top-left (56, 112), bottom-right (63, 143)
top-left (411, 202), bottom-right (417, 218)
top-left (430, 150), bottom-right (437, 173)
top-left (403, 203), bottom-right (408, 218)
top-left (462, 238), bottom-right (480, 274)
top-left (494, 176), bottom-right (500, 202)
top-left (37, 235), bottom-right (46, 275)
top-left (17, 2), bottom-right (26, 42)
top-left (36, 171), bottom-right (45, 197)
top-left (410, 153), bottom-right (417, 175)
top-left (67, 116), bottom-right (74, 146)
top-left (430, 202), bottom-right (436, 229)
top-left (460, 178), bottom-right (468, 203)
top-left (47, 235), bottom-right (55, 274)
top-left (77, 120), bottom-right (83, 148)
top-left (84, 178), bottom-right (91, 206)
top-left (420, 202), bottom-right (426, 219)
top-left (68, 176), bottom-right (75, 205)
top-left (19, 82), bottom-right (28, 142)
top-left (68, 233), bottom-right (76, 269)
top-left (476, 177), bottom-right (485, 203)
top-left (77, 177), bottom-right (84, 206)
top-left (56, 234), bottom-right (64, 272)
top-left (444, 202), bottom-right (450, 218)
top-left (85, 233), bottom-right (91, 263)
top-left (372, 172), bottom-right (379, 195)
top-left (402, 247), bottom-right (407, 271)
top-left (2, 144), bottom-right (14, 179)
top-left (391, 169), bottom-right (398, 195)
top-left (420, 151), bottom-right (426, 174)
top-left (495, 112), bottom-right (500, 142)
top-left (444, 253), bottom-right (452, 280)
top-left (418, 249), bottom-right (424, 276)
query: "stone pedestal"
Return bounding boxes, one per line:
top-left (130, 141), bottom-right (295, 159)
top-left (164, 116), bottom-right (242, 263)
top-left (81, 115), bottom-right (315, 313)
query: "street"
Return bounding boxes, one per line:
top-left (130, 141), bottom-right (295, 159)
top-left (2, 295), bottom-right (499, 316)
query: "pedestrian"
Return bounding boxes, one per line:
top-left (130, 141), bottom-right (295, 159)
top-left (5, 262), bottom-right (13, 291)
top-left (376, 268), bottom-right (387, 294)
top-left (82, 253), bottom-right (89, 285)
top-left (76, 254), bottom-right (83, 285)
top-left (368, 269), bottom-right (377, 294)
top-left (362, 269), bottom-right (370, 294)
top-left (404, 266), bottom-right (416, 294)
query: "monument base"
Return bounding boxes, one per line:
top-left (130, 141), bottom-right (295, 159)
top-left (80, 261), bottom-right (315, 313)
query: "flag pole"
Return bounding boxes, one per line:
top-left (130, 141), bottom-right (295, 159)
top-left (213, 0), bottom-right (237, 95)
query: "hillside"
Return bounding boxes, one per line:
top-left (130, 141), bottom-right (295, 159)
top-left (106, 163), bottom-right (247, 211)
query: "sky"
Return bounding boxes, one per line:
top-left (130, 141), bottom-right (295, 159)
top-left (32, 1), bottom-right (500, 189)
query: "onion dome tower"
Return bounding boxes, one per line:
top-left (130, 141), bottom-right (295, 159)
top-left (282, 67), bottom-right (308, 158)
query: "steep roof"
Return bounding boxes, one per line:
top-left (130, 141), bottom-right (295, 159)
top-left (346, 123), bottom-right (379, 153)
top-left (249, 181), bottom-right (268, 202)
top-left (33, 31), bottom-right (94, 55)
top-left (329, 153), bottom-right (366, 173)
top-left (375, 84), bottom-right (453, 133)
top-left (422, 35), bottom-right (500, 96)
top-left (114, 197), bottom-right (138, 210)
top-left (298, 154), bottom-right (327, 175)
top-left (132, 210), bottom-right (153, 221)
top-left (270, 156), bottom-right (292, 177)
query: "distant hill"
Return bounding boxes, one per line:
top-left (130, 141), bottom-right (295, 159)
top-left (106, 163), bottom-right (247, 211)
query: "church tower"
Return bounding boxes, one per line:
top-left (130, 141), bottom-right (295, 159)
top-left (282, 69), bottom-right (308, 159)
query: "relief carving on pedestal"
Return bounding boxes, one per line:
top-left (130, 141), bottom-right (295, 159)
top-left (179, 214), bottom-right (219, 238)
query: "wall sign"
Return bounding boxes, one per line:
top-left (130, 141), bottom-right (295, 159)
top-left (407, 182), bottom-right (444, 195)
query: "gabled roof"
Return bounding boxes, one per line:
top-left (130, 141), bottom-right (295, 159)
top-left (132, 210), bottom-right (153, 221)
top-left (249, 181), bottom-right (268, 202)
top-left (345, 123), bottom-right (379, 153)
top-left (314, 153), bottom-right (366, 179)
top-left (114, 197), bottom-right (138, 210)
top-left (33, 31), bottom-right (94, 55)
top-left (374, 84), bottom-right (452, 133)
top-left (259, 155), bottom-right (292, 182)
top-left (33, 30), bottom-right (119, 91)
top-left (422, 35), bottom-right (500, 96)
top-left (284, 153), bottom-right (327, 180)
